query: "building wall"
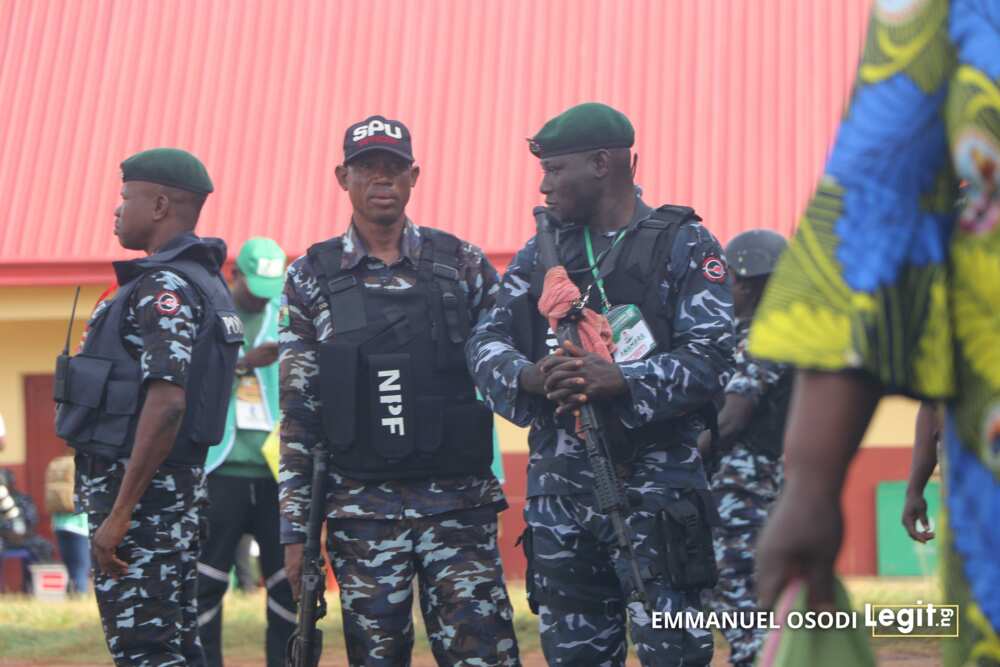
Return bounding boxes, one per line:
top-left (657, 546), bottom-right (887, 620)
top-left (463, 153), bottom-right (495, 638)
top-left (0, 286), bottom-right (104, 468)
top-left (0, 284), bottom-right (921, 576)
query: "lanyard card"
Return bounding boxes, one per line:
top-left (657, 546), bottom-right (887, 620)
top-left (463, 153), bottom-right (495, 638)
top-left (235, 375), bottom-right (272, 431)
top-left (607, 304), bottom-right (657, 363)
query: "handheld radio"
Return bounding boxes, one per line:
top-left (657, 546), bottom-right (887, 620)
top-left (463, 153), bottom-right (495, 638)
top-left (53, 286), bottom-right (82, 403)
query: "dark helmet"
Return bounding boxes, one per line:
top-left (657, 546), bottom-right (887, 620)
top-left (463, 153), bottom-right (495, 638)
top-left (725, 229), bottom-right (787, 278)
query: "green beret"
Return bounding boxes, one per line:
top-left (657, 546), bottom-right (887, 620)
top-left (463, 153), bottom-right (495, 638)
top-left (121, 148), bottom-right (214, 195)
top-left (529, 102), bottom-right (635, 158)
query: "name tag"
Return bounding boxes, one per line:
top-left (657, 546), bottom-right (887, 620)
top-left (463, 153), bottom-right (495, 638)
top-left (235, 375), bottom-right (272, 431)
top-left (608, 304), bottom-right (657, 363)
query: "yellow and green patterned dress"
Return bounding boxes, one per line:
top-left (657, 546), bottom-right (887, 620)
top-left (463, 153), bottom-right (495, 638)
top-left (749, 0), bottom-right (1000, 663)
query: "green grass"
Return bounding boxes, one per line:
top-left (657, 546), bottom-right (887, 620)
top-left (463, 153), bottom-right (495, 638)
top-left (0, 583), bottom-right (541, 663)
top-left (844, 576), bottom-right (942, 607)
top-left (0, 578), bottom-right (938, 663)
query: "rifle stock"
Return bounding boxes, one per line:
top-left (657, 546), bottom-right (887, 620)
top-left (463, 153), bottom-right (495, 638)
top-left (286, 447), bottom-right (329, 667)
top-left (532, 207), bottom-right (651, 611)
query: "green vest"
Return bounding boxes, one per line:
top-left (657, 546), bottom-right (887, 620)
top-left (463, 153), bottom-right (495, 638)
top-left (204, 298), bottom-right (281, 475)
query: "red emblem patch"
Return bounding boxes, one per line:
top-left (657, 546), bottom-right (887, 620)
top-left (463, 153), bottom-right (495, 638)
top-left (701, 256), bottom-right (727, 283)
top-left (154, 290), bottom-right (181, 315)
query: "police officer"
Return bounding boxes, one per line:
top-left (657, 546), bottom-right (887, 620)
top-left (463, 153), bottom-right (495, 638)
top-left (198, 237), bottom-right (293, 667)
top-left (467, 102), bottom-right (735, 666)
top-left (55, 148), bottom-right (242, 666)
top-left (280, 115), bottom-right (519, 666)
top-left (697, 229), bottom-right (790, 667)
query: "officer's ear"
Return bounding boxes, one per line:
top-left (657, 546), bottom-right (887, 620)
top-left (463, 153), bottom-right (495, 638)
top-left (589, 149), bottom-right (610, 180)
top-left (151, 189), bottom-right (171, 222)
top-left (335, 164), bottom-right (349, 191)
top-left (408, 164), bottom-right (420, 188)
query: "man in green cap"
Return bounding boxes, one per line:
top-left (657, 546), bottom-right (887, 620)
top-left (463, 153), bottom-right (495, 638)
top-left (56, 148), bottom-right (242, 666)
top-left (197, 237), bottom-right (293, 667)
top-left (468, 102), bottom-right (735, 665)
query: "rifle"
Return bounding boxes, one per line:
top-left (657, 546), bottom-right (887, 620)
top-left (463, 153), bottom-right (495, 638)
top-left (532, 206), bottom-right (651, 612)
top-left (286, 447), bottom-right (329, 667)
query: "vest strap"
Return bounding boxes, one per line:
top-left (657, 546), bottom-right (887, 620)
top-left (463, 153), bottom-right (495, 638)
top-left (420, 230), bottom-right (467, 345)
top-left (310, 240), bottom-right (368, 335)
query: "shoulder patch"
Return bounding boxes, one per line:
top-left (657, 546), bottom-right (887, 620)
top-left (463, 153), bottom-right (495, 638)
top-left (701, 255), bottom-right (727, 283)
top-left (154, 290), bottom-right (182, 315)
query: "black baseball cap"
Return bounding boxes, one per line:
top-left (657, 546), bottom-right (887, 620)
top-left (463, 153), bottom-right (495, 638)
top-left (343, 115), bottom-right (414, 164)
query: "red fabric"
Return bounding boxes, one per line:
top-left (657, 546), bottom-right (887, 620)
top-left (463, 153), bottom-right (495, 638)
top-left (537, 267), bottom-right (614, 361)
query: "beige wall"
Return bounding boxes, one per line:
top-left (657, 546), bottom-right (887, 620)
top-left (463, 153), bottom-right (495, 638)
top-left (493, 391), bottom-right (922, 454)
top-left (0, 286), bottom-right (102, 465)
top-left (0, 320), bottom-right (76, 465)
top-left (0, 285), bottom-right (919, 465)
top-left (496, 417), bottom-right (529, 453)
top-left (862, 396), bottom-right (921, 447)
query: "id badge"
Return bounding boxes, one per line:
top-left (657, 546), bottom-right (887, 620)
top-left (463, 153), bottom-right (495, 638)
top-left (235, 375), bottom-right (272, 431)
top-left (607, 304), bottom-right (657, 363)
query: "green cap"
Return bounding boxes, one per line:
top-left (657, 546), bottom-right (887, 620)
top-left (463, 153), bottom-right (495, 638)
top-left (236, 237), bottom-right (287, 299)
top-left (121, 148), bottom-right (214, 195)
top-left (528, 102), bottom-right (635, 158)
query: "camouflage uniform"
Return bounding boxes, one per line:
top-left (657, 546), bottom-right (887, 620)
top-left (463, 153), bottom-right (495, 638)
top-left (75, 269), bottom-right (209, 667)
top-left (279, 221), bottom-right (519, 666)
top-left (467, 198), bottom-right (735, 666)
top-left (706, 319), bottom-right (790, 666)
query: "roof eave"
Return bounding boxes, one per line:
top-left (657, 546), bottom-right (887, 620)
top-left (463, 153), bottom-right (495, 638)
top-left (0, 251), bottom-right (516, 287)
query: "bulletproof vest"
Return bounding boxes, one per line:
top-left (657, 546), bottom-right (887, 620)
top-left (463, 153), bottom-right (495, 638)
top-left (743, 364), bottom-right (793, 459)
top-left (308, 228), bottom-right (494, 481)
top-left (55, 236), bottom-right (243, 466)
top-left (511, 205), bottom-right (703, 451)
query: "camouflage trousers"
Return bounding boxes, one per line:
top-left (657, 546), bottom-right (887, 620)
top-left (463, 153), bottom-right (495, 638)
top-left (77, 454), bottom-right (208, 667)
top-left (706, 446), bottom-right (783, 666)
top-left (197, 474), bottom-right (295, 667)
top-left (326, 504), bottom-right (520, 666)
top-left (525, 489), bottom-right (715, 667)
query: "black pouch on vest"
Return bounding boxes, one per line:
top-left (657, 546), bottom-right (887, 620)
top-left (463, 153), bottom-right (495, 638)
top-left (658, 489), bottom-right (719, 590)
top-left (366, 353), bottom-right (414, 461)
top-left (55, 354), bottom-right (113, 442)
top-left (319, 342), bottom-right (360, 452)
top-left (515, 527), bottom-right (540, 615)
top-left (91, 379), bottom-right (140, 446)
top-left (443, 402), bottom-right (494, 469)
top-left (414, 397), bottom-right (443, 454)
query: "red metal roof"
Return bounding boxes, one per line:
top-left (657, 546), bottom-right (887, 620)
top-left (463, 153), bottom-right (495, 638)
top-left (0, 0), bottom-right (872, 285)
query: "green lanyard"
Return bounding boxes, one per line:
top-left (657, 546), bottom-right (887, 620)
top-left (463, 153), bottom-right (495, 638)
top-left (584, 227), bottom-right (626, 312)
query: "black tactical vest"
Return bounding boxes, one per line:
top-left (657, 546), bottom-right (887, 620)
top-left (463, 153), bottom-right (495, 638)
top-left (743, 364), bottom-right (793, 459)
top-left (308, 228), bottom-right (494, 481)
top-left (511, 205), bottom-right (707, 452)
top-left (55, 235), bottom-right (243, 466)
